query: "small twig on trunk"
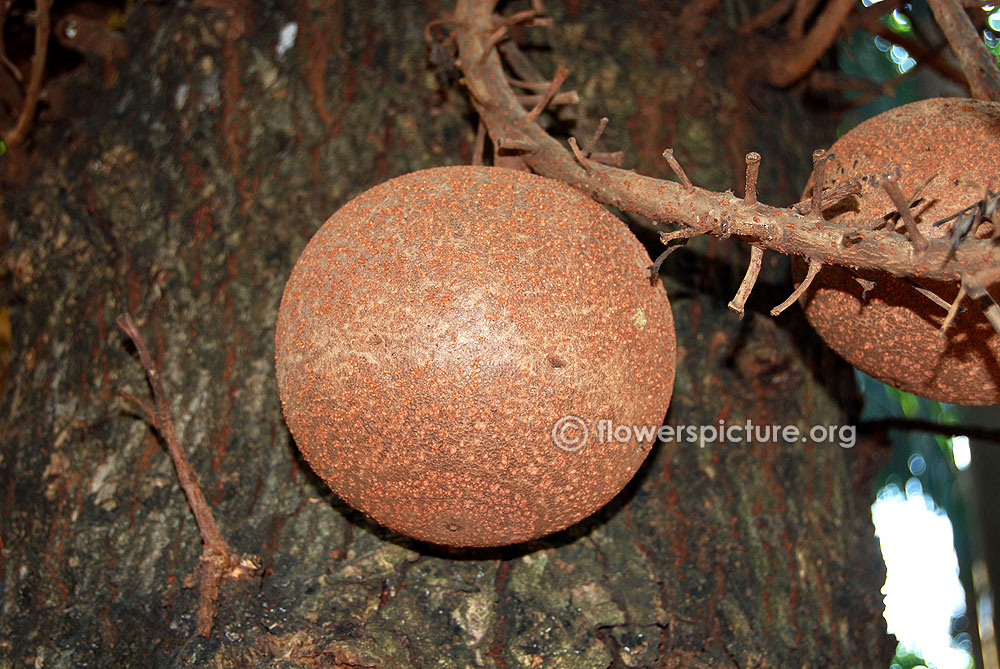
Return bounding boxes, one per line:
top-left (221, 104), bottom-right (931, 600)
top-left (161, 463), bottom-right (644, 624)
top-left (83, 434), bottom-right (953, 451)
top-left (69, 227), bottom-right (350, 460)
top-left (116, 311), bottom-right (260, 637)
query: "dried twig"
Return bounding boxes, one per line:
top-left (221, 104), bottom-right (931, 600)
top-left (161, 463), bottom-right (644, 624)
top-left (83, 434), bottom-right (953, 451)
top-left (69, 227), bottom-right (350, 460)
top-left (117, 312), bottom-right (260, 637)
top-left (878, 171), bottom-right (929, 255)
top-left (662, 148), bottom-right (693, 188)
top-left (728, 245), bottom-right (765, 318)
top-left (582, 117), bottom-right (609, 158)
top-left (771, 258), bottom-right (821, 316)
top-left (939, 285), bottom-right (968, 336)
top-left (567, 136), bottom-right (589, 170)
top-left (791, 178), bottom-right (862, 214)
top-left (525, 65), bottom-right (568, 121)
top-left (908, 279), bottom-right (953, 311)
top-left (497, 40), bottom-right (544, 83)
top-left (649, 241), bottom-right (693, 277)
top-left (744, 152), bottom-right (761, 205)
top-left (648, 227), bottom-right (704, 277)
top-left (810, 149), bottom-right (831, 218)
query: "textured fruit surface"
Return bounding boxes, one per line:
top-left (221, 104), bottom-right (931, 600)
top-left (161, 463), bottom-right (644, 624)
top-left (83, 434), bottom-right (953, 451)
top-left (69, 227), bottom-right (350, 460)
top-left (275, 166), bottom-right (676, 546)
top-left (798, 98), bottom-right (1000, 405)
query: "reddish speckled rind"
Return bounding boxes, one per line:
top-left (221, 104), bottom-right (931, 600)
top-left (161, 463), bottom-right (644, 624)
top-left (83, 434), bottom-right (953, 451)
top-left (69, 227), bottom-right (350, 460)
top-left (275, 166), bottom-right (676, 547)
top-left (798, 98), bottom-right (1000, 405)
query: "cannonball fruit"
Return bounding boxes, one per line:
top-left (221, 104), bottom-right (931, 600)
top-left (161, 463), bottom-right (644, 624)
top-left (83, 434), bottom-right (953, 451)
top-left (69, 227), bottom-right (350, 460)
top-left (275, 166), bottom-right (676, 547)
top-left (798, 98), bottom-right (1000, 405)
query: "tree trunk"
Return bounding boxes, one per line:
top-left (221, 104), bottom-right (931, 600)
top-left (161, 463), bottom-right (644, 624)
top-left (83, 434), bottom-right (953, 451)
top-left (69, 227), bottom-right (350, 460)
top-left (0, 1), bottom-right (893, 666)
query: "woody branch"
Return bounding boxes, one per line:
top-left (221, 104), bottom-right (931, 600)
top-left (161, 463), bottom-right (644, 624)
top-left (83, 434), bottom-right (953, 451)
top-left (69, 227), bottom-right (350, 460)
top-left (450, 0), bottom-right (1000, 288)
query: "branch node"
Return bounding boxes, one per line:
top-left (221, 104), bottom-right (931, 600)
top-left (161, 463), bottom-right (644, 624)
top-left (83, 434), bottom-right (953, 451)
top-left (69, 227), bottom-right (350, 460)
top-left (771, 258), bottom-right (821, 316)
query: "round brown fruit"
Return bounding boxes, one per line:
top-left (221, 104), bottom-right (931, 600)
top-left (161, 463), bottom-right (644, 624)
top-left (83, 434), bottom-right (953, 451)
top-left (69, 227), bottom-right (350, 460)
top-left (797, 97), bottom-right (1000, 405)
top-left (275, 166), bottom-right (676, 547)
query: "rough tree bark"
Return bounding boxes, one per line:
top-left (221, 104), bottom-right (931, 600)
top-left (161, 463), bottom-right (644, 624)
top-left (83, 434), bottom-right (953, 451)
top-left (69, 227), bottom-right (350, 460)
top-left (0, 1), bottom-right (893, 666)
